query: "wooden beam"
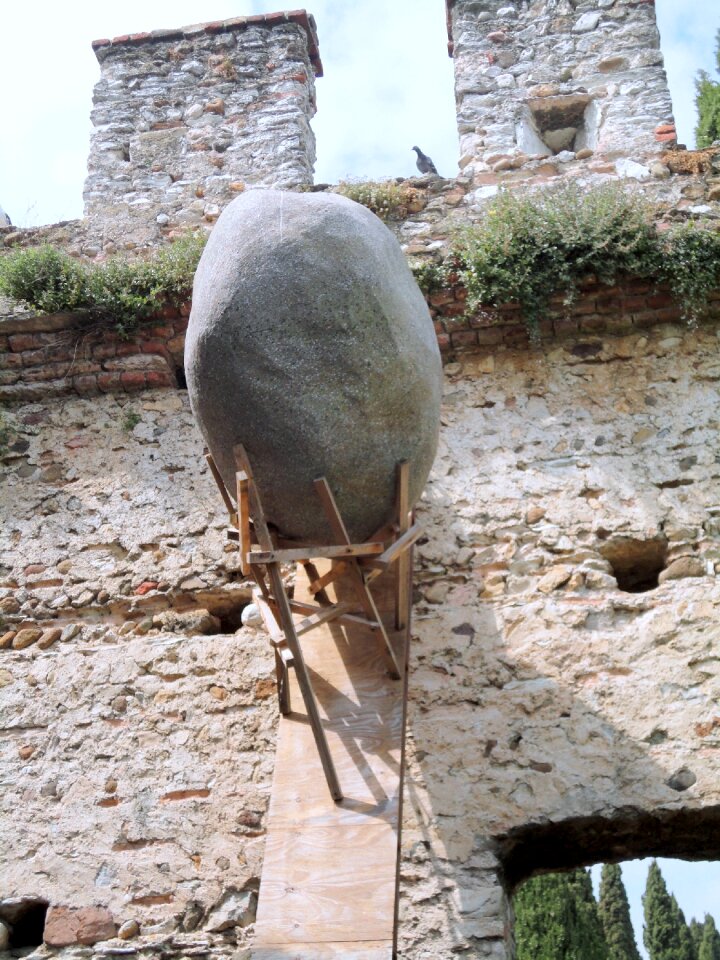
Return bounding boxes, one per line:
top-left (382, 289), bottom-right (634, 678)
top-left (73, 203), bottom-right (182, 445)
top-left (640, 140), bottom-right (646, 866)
top-left (307, 561), bottom-right (348, 597)
top-left (360, 523), bottom-right (423, 572)
top-left (313, 477), bottom-right (401, 680)
top-left (266, 563), bottom-right (343, 802)
top-left (204, 449), bottom-right (235, 516)
top-left (247, 542), bottom-right (384, 565)
top-left (294, 601), bottom-right (354, 637)
top-left (394, 461), bottom-right (412, 631)
top-left (236, 469), bottom-right (252, 577)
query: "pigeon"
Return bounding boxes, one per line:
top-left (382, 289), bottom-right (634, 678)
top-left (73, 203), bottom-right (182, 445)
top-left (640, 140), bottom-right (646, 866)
top-left (412, 146), bottom-right (438, 176)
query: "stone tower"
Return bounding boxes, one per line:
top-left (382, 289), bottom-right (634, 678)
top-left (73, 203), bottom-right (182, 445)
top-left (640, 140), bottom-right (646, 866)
top-left (83, 11), bottom-right (322, 247)
top-left (446, 0), bottom-right (677, 178)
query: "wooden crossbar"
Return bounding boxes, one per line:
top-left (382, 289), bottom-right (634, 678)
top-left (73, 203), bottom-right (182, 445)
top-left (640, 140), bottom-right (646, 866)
top-left (314, 477), bottom-right (402, 680)
top-left (247, 541), bottom-right (384, 565)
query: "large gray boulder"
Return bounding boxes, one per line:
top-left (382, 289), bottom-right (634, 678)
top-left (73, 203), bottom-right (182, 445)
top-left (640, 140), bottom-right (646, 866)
top-left (185, 188), bottom-right (442, 543)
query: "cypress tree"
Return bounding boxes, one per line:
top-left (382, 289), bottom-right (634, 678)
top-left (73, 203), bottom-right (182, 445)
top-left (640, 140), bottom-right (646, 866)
top-left (699, 915), bottom-right (720, 960)
top-left (598, 863), bottom-right (641, 960)
top-left (643, 861), bottom-right (686, 960)
top-left (695, 30), bottom-right (720, 148)
top-left (670, 895), bottom-right (696, 960)
top-left (691, 919), bottom-right (705, 959)
top-left (514, 868), bottom-right (608, 960)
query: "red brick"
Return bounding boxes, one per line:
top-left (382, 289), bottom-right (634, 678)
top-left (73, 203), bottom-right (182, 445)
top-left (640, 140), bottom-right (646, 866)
top-left (145, 370), bottom-right (175, 388)
top-left (180, 301), bottom-right (192, 317)
top-left (620, 295), bottom-right (648, 311)
top-left (91, 344), bottom-right (118, 361)
top-left (554, 318), bottom-right (580, 337)
top-left (501, 325), bottom-right (531, 346)
top-left (145, 324), bottom-right (174, 339)
top-left (8, 334), bottom-right (39, 352)
top-left (0, 352), bottom-right (23, 369)
top-left (655, 131), bottom-right (677, 142)
top-left (594, 298), bottom-right (622, 315)
top-left (135, 581), bottom-right (159, 596)
top-left (646, 292), bottom-right (675, 309)
top-left (121, 371), bottom-right (146, 391)
top-left (433, 320), bottom-right (446, 335)
top-left (97, 372), bottom-right (124, 393)
top-left (475, 328), bottom-right (504, 346)
top-left (116, 343), bottom-right (141, 357)
top-left (436, 333), bottom-right (451, 351)
top-left (578, 317), bottom-right (609, 333)
top-left (73, 375), bottom-right (100, 396)
top-left (451, 330), bottom-right (478, 348)
top-left (44, 906), bottom-right (117, 947)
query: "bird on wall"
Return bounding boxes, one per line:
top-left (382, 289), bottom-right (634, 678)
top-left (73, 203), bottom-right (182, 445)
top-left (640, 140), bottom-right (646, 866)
top-left (412, 146), bottom-right (439, 176)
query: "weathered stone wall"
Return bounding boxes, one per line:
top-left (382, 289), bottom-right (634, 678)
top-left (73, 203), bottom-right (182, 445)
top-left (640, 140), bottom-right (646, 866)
top-left (2, 315), bottom-right (719, 957)
top-left (447, 0), bottom-right (676, 182)
top-left (83, 12), bottom-right (321, 251)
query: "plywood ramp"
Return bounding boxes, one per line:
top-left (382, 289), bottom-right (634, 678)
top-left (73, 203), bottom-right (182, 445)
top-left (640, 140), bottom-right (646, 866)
top-left (251, 563), bottom-right (409, 959)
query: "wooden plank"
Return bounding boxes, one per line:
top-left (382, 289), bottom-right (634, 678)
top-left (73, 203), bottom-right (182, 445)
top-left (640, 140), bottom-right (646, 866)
top-left (254, 560), bottom-right (411, 956)
top-left (248, 542), bottom-right (384, 565)
top-left (252, 942), bottom-right (392, 959)
top-left (254, 824), bottom-right (396, 944)
top-left (360, 523), bottom-right (423, 571)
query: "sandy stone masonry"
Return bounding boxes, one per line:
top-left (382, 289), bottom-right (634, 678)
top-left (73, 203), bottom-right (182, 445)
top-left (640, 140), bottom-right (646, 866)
top-left (447, 0), bottom-right (676, 181)
top-left (2, 316), bottom-right (720, 957)
top-left (83, 12), bottom-right (321, 250)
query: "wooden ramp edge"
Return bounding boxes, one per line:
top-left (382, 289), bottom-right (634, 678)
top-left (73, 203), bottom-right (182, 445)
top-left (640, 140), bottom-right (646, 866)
top-left (251, 562), bottom-right (410, 959)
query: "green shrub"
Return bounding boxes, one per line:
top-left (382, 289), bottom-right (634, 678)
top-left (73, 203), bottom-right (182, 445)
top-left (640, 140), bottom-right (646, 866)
top-left (0, 245), bottom-right (90, 314)
top-left (0, 230), bottom-right (206, 338)
top-left (452, 184), bottom-right (661, 332)
top-left (410, 259), bottom-right (447, 296)
top-left (659, 221), bottom-right (720, 324)
top-left (335, 179), bottom-right (421, 220)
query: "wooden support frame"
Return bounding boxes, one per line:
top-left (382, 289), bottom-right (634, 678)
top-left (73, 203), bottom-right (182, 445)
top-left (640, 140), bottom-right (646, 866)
top-left (204, 444), bottom-right (418, 803)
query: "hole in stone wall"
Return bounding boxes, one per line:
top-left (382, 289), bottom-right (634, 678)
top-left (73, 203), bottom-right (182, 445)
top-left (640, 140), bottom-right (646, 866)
top-left (0, 898), bottom-right (49, 949)
top-left (599, 537), bottom-right (668, 592)
top-left (518, 94), bottom-right (596, 156)
top-left (175, 366), bottom-right (187, 390)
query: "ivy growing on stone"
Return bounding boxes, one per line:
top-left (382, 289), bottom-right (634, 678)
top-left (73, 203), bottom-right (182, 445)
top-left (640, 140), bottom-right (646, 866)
top-left (424, 183), bottom-right (720, 333)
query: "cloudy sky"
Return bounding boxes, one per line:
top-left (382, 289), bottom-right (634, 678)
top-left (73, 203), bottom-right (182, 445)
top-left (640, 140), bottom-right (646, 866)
top-left (0, 0), bottom-right (717, 227)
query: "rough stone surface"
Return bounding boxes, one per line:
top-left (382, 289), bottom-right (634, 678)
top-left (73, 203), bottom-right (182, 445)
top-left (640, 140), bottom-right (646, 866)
top-left (185, 189), bottom-right (442, 543)
top-left (84, 14), bottom-right (320, 248)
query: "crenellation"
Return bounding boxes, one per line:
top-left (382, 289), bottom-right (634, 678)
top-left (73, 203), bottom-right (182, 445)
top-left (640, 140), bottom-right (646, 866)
top-left (84, 14), bottom-right (321, 246)
top-left (447, 0), bottom-right (676, 179)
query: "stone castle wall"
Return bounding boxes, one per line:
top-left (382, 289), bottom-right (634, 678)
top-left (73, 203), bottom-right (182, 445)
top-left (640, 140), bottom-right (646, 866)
top-left (1, 316), bottom-right (719, 958)
top-left (84, 12), bottom-right (321, 249)
top-left (447, 0), bottom-right (676, 181)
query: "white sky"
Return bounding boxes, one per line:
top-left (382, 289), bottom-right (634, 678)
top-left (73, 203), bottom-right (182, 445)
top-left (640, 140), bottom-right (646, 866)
top-left (0, 1), bottom-right (716, 227)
